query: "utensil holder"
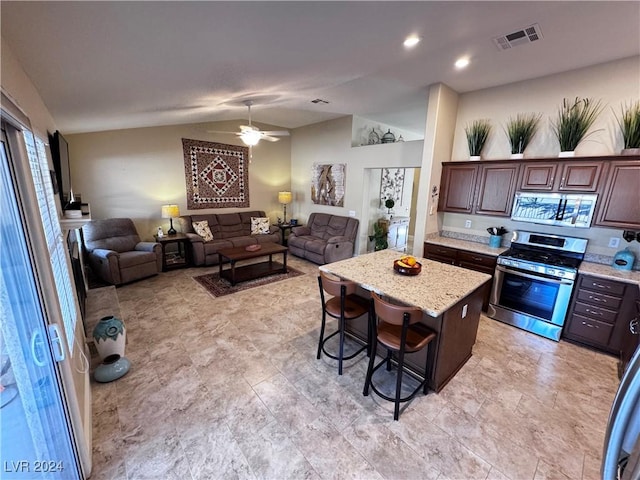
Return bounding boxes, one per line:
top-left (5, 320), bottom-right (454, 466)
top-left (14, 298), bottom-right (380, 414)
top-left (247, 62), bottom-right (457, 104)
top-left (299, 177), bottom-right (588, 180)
top-left (489, 235), bottom-right (501, 248)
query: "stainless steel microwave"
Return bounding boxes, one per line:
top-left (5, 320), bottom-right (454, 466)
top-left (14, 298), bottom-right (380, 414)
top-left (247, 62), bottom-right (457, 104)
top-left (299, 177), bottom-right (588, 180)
top-left (511, 192), bottom-right (598, 228)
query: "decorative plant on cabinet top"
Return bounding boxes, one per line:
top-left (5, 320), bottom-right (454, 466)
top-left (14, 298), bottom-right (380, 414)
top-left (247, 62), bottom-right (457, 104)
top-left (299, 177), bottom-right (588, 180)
top-left (505, 113), bottom-right (541, 158)
top-left (614, 100), bottom-right (640, 154)
top-left (552, 97), bottom-right (603, 156)
top-left (465, 119), bottom-right (491, 160)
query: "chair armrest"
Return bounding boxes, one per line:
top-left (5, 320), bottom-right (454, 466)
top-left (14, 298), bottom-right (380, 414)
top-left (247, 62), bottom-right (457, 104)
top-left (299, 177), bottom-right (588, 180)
top-left (292, 226), bottom-right (310, 236)
top-left (135, 242), bottom-right (160, 252)
top-left (184, 232), bottom-right (204, 243)
top-left (89, 248), bottom-right (118, 259)
top-left (327, 236), bottom-right (351, 244)
top-left (87, 249), bottom-right (121, 285)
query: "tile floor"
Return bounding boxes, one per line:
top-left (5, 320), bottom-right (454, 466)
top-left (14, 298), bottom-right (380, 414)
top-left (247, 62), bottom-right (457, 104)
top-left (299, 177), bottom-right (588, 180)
top-left (87, 256), bottom-right (619, 480)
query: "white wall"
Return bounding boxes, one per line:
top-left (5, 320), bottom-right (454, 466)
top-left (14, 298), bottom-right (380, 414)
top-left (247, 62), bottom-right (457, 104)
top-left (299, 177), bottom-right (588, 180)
top-left (290, 116), bottom-right (424, 254)
top-left (452, 56), bottom-right (640, 161)
top-left (443, 56), bottom-right (640, 261)
top-left (0, 36), bottom-right (57, 139)
top-left (67, 121), bottom-right (291, 239)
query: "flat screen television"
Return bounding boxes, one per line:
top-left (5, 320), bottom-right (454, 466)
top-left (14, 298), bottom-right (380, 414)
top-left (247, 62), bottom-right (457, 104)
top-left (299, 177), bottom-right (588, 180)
top-left (49, 130), bottom-right (72, 207)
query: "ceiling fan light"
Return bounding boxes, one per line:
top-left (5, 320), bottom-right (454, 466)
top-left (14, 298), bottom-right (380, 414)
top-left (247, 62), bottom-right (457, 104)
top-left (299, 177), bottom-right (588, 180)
top-left (240, 129), bottom-right (261, 146)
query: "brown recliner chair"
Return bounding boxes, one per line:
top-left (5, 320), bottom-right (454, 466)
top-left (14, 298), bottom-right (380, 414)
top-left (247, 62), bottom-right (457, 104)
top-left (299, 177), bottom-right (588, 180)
top-left (82, 218), bottom-right (162, 286)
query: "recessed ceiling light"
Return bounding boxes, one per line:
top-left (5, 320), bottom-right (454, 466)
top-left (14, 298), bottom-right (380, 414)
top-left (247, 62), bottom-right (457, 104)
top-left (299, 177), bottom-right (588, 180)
top-left (455, 57), bottom-right (470, 69)
top-left (403, 35), bottom-right (421, 48)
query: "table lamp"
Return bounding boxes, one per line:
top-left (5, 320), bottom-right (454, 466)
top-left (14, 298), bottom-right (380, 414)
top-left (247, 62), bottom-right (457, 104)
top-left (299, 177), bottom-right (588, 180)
top-left (161, 204), bottom-right (180, 235)
top-left (278, 191), bottom-right (292, 224)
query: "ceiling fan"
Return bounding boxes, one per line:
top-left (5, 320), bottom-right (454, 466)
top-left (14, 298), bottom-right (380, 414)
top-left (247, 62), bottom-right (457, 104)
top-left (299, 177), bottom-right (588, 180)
top-left (208, 100), bottom-right (290, 146)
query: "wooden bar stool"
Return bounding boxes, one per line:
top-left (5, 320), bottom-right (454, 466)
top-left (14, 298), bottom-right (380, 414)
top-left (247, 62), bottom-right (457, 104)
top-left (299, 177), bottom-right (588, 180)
top-left (317, 270), bottom-right (371, 375)
top-left (363, 292), bottom-right (437, 420)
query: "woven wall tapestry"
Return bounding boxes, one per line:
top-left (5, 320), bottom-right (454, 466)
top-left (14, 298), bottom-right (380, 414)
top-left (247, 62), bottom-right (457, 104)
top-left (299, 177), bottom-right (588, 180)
top-left (311, 163), bottom-right (345, 206)
top-left (182, 138), bottom-right (249, 209)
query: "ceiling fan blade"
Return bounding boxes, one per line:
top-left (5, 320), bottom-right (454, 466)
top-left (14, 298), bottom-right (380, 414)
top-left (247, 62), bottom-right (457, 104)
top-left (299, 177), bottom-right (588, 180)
top-left (261, 135), bottom-right (281, 142)
top-left (239, 125), bottom-right (259, 132)
top-left (206, 130), bottom-right (241, 135)
top-left (260, 130), bottom-right (290, 136)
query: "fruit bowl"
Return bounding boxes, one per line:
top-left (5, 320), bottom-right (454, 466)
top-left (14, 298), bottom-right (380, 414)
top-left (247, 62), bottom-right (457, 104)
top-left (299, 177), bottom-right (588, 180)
top-left (393, 259), bottom-right (422, 276)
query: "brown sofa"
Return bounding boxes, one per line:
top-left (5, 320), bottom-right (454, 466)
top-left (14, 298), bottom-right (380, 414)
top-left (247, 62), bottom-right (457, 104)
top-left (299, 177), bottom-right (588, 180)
top-left (288, 213), bottom-right (359, 265)
top-left (82, 218), bottom-right (162, 285)
top-left (178, 211), bottom-right (281, 266)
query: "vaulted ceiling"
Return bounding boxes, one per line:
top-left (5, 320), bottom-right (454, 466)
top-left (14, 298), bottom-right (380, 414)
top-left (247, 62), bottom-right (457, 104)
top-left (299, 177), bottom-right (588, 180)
top-left (2, 1), bottom-right (639, 135)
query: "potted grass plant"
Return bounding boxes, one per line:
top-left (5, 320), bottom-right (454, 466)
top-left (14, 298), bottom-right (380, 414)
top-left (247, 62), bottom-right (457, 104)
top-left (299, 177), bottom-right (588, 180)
top-left (551, 97), bottom-right (603, 156)
top-left (465, 119), bottom-right (491, 160)
top-left (505, 113), bottom-right (541, 159)
top-left (614, 100), bottom-right (640, 155)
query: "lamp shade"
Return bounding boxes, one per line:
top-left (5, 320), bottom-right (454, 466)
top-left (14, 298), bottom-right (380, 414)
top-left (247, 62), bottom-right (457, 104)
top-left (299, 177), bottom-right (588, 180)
top-left (278, 191), bottom-right (292, 204)
top-left (161, 204), bottom-right (180, 218)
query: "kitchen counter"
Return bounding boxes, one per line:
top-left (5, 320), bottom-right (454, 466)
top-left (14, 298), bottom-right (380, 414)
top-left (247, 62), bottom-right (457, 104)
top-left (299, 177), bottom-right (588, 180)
top-left (579, 262), bottom-right (640, 287)
top-left (320, 249), bottom-right (491, 317)
top-left (424, 235), bottom-right (509, 257)
top-left (320, 249), bottom-right (491, 391)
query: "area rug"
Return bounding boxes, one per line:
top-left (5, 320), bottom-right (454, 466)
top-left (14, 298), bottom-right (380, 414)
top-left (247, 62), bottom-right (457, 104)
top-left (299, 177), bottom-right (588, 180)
top-left (193, 267), bottom-right (305, 297)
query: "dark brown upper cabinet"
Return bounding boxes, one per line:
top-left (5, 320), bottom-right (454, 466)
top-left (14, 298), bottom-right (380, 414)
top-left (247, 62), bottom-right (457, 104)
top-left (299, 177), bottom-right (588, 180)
top-left (594, 159), bottom-right (640, 229)
top-left (520, 161), bottom-right (604, 192)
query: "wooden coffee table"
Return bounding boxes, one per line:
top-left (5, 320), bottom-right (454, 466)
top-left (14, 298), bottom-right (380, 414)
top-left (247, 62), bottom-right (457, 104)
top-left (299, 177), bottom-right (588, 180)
top-left (217, 242), bottom-right (288, 286)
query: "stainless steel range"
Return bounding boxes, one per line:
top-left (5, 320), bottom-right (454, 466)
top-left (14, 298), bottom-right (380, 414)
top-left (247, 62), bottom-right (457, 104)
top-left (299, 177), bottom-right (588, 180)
top-left (488, 230), bottom-right (588, 341)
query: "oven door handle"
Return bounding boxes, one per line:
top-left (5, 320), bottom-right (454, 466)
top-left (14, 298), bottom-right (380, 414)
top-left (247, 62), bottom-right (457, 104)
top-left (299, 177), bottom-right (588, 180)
top-left (495, 265), bottom-right (575, 286)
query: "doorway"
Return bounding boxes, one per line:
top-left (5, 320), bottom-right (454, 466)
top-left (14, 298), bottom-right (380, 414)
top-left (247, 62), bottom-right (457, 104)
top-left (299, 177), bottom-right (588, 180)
top-left (362, 167), bottom-right (421, 255)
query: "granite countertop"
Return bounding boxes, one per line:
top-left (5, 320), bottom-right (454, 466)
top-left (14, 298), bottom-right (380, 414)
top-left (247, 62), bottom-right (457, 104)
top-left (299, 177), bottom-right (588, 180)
top-left (320, 249), bottom-right (491, 318)
top-left (424, 235), bottom-right (509, 257)
top-left (579, 262), bottom-right (640, 287)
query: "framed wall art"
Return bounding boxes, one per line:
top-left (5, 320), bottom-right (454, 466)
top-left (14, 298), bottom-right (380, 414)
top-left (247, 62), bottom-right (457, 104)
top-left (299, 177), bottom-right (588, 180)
top-left (311, 163), bottom-right (345, 206)
top-left (379, 168), bottom-right (405, 207)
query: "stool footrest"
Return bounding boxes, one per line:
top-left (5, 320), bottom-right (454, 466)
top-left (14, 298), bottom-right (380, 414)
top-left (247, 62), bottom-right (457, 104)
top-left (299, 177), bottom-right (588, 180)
top-left (366, 355), bottom-right (428, 404)
top-left (320, 330), bottom-right (368, 361)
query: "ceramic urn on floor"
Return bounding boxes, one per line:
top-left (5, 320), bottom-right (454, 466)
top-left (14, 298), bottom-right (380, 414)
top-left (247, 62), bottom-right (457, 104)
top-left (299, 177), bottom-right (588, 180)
top-left (92, 315), bottom-right (131, 382)
top-left (92, 315), bottom-right (126, 362)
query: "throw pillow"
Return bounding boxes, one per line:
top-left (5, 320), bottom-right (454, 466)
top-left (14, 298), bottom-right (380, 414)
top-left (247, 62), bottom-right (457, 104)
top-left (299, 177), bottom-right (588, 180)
top-left (251, 217), bottom-right (270, 235)
top-left (192, 220), bottom-right (213, 242)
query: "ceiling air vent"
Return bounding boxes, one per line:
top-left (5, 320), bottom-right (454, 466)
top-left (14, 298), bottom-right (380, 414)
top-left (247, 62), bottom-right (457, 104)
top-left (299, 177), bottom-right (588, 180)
top-left (493, 23), bottom-right (543, 51)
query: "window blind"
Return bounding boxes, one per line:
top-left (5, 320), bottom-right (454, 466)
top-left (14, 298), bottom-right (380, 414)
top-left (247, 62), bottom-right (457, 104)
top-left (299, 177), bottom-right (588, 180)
top-left (23, 129), bottom-right (77, 353)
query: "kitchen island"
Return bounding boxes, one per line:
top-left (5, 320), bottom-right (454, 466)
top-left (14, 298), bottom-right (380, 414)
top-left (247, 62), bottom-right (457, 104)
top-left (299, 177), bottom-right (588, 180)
top-left (320, 249), bottom-right (491, 392)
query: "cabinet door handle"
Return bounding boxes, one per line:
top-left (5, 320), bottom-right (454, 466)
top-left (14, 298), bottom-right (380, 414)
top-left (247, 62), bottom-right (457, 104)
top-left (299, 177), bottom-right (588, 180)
top-left (585, 308), bottom-right (602, 316)
top-left (581, 321), bottom-right (599, 329)
top-left (472, 256), bottom-right (483, 262)
top-left (631, 318), bottom-right (639, 335)
top-left (591, 282), bottom-right (610, 289)
top-left (548, 177), bottom-right (554, 188)
top-left (560, 177), bottom-right (565, 188)
top-left (588, 295), bottom-right (605, 303)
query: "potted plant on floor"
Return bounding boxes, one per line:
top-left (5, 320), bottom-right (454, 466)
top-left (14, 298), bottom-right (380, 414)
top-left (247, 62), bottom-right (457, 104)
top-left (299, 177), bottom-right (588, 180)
top-left (551, 97), bottom-right (603, 156)
top-left (465, 119), bottom-right (491, 160)
top-left (505, 113), bottom-right (541, 159)
top-left (369, 221), bottom-right (388, 251)
top-left (614, 100), bottom-right (640, 155)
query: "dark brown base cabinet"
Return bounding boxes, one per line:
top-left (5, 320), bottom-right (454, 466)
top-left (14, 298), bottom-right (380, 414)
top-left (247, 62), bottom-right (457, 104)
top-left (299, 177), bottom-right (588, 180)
top-left (423, 243), bottom-right (496, 311)
top-left (563, 274), bottom-right (640, 364)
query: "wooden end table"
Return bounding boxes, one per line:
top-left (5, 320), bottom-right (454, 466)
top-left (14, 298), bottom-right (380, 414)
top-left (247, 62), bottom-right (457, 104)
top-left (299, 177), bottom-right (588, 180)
top-left (154, 233), bottom-right (191, 271)
top-left (274, 223), bottom-right (294, 246)
top-left (217, 242), bottom-right (288, 286)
